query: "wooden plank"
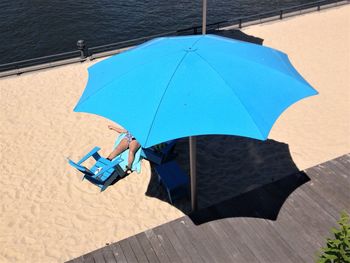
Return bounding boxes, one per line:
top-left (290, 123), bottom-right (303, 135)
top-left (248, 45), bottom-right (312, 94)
top-left (128, 236), bottom-right (149, 262)
top-left (306, 166), bottom-right (350, 209)
top-left (240, 176), bottom-right (324, 260)
top-left (236, 216), bottom-right (297, 262)
top-left (324, 159), bottom-right (350, 180)
top-left (157, 223), bottom-right (193, 263)
top-left (297, 183), bottom-right (341, 221)
top-left (332, 158), bottom-right (350, 179)
top-left (258, 175), bottom-right (320, 262)
top-left (175, 217), bottom-right (219, 263)
top-left (307, 167), bottom-right (348, 204)
top-left (92, 248), bottom-right (107, 263)
top-left (283, 194), bottom-right (324, 246)
top-left (183, 217), bottom-right (233, 263)
top-left (336, 154), bottom-right (350, 168)
top-left (210, 219), bottom-right (259, 262)
top-left (202, 174), bottom-right (308, 261)
top-left (199, 222), bottom-right (238, 262)
top-left (178, 217), bottom-right (228, 263)
top-left (245, 218), bottom-right (305, 263)
top-left (277, 191), bottom-right (331, 249)
top-left (144, 229), bottom-right (170, 263)
top-left (226, 217), bottom-right (278, 262)
top-left (119, 238), bottom-right (138, 262)
top-left (169, 218), bottom-right (205, 263)
top-left (135, 232), bottom-right (160, 263)
top-left (100, 246), bottom-right (117, 263)
top-left (82, 251), bottom-right (97, 263)
top-left (266, 208), bottom-right (317, 263)
top-left (65, 256), bottom-right (85, 263)
top-left (290, 185), bottom-right (339, 236)
top-left (136, 232), bottom-right (159, 263)
top-left (109, 242), bottom-right (127, 263)
top-left (315, 161), bottom-right (350, 190)
top-left (153, 225), bottom-right (183, 262)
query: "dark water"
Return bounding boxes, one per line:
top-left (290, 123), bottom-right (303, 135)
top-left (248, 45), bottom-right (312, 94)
top-left (0, 0), bottom-right (314, 64)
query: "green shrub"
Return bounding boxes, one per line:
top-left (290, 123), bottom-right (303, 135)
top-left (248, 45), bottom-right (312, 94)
top-left (317, 211), bottom-right (350, 263)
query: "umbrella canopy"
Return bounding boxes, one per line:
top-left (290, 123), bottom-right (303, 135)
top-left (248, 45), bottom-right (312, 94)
top-left (75, 34), bottom-right (317, 210)
top-left (75, 34), bottom-right (317, 147)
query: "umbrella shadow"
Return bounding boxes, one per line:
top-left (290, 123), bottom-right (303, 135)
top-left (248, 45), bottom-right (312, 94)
top-left (145, 135), bottom-right (310, 220)
top-left (188, 170), bottom-right (310, 225)
top-left (177, 28), bottom-right (264, 45)
top-left (213, 29), bottom-right (264, 45)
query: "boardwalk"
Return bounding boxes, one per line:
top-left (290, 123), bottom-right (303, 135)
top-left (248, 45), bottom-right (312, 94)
top-left (67, 154), bottom-right (350, 263)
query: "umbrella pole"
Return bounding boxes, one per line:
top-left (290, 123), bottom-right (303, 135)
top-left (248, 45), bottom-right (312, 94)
top-left (202, 0), bottom-right (207, 35)
top-left (189, 136), bottom-right (198, 211)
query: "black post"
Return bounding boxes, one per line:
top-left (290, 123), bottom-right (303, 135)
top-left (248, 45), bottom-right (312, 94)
top-left (280, 10), bottom-right (283, 19)
top-left (77, 40), bottom-right (87, 59)
top-left (239, 19), bottom-right (242, 28)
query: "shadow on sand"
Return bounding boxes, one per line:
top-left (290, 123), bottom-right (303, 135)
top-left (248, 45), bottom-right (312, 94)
top-left (145, 135), bottom-right (310, 223)
top-left (213, 28), bottom-right (264, 45)
top-left (143, 30), bottom-right (308, 222)
top-left (179, 28), bottom-right (264, 45)
top-left (144, 30), bottom-right (304, 222)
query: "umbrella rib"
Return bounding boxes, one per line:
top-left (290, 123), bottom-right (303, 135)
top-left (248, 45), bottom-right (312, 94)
top-left (194, 52), bottom-right (266, 139)
top-left (144, 52), bottom-right (190, 146)
top-left (76, 49), bottom-right (183, 108)
top-left (197, 43), bottom-right (310, 88)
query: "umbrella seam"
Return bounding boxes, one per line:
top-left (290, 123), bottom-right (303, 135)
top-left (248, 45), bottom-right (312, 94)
top-left (144, 52), bottom-right (190, 146)
top-left (76, 49), bottom-right (183, 108)
top-left (196, 46), bottom-right (311, 88)
top-left (143, 35), bottom-right (204, 145)
top-left (193, 52), bottom-right (266, 139)
top-left (77, 36), bottom-right (206, 107)
top-left (194, 51), bottom-right (316, 137)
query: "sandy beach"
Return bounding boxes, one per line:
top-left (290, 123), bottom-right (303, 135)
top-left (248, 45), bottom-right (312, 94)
top-left (0, 5), bottom-right (349, 262)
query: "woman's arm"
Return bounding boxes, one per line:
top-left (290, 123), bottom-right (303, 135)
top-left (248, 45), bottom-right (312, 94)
top-left (108, 125), bottom-right (127, 133)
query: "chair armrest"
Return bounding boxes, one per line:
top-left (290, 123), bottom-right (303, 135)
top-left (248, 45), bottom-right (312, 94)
top-left (68, 158), bottom-right (94, 176)
top-left (161, 140), bottom-right (177, 155)
top-left (77, 146), bottom-right (101, 165)
top-left (94, 157), bottom-right (123, 178)
top-left (141, 140), bottom-right (177, 165)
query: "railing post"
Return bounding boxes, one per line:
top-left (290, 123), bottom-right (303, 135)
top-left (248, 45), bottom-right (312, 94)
top-left (239, 19), bottom-right (242, 28)
top-left (317, 4), bottom-right (321, 11)
top-left (77, 40), bottom-right (88, 59)
top-left (280, 10), bottom-right (283, 19)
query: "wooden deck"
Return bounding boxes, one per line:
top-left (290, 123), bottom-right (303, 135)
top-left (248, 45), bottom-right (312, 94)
top-left (67, 154), bottom-right (350, 263)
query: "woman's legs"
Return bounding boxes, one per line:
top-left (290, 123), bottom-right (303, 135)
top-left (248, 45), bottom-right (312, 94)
top-left (107, 138), bottom-right (129, 160)
top-left (127, 140), bottom-right (141, 169)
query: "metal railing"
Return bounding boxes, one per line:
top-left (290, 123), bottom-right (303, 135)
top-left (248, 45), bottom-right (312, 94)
top-left (221, 0), bottom-right (349, 29)
top-left (0, 0), bottom-right (348, 78)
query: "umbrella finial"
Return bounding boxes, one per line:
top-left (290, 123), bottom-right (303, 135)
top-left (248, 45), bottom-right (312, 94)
top-left (202, 0), bottom-right (207, 35)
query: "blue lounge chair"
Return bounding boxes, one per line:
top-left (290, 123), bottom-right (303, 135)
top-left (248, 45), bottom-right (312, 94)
top-left (154, 160), bottom-right (189, 204)
top-left (141, 140), bottom-right (177, 165)
top-left (68, 147), bottom-right (124, 191)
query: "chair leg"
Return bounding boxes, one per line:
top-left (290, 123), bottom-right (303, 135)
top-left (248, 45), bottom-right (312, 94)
top-left (166, 189), bottom-right (173, 204)
top-left (157, 174), bottom-right (162, 185)
top-left (101, 173), bottom-right (118, 192)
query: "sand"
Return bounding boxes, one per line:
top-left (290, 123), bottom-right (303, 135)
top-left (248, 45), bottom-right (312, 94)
top-left (0, 5), bottom-right (349, 262)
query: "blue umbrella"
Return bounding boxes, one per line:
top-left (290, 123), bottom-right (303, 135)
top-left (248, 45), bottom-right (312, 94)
top-left (74, 34), bottom-right (317, 209)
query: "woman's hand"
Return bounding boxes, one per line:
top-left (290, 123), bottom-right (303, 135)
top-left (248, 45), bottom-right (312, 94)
top-left (108, 124), bottom-right (127, 133)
